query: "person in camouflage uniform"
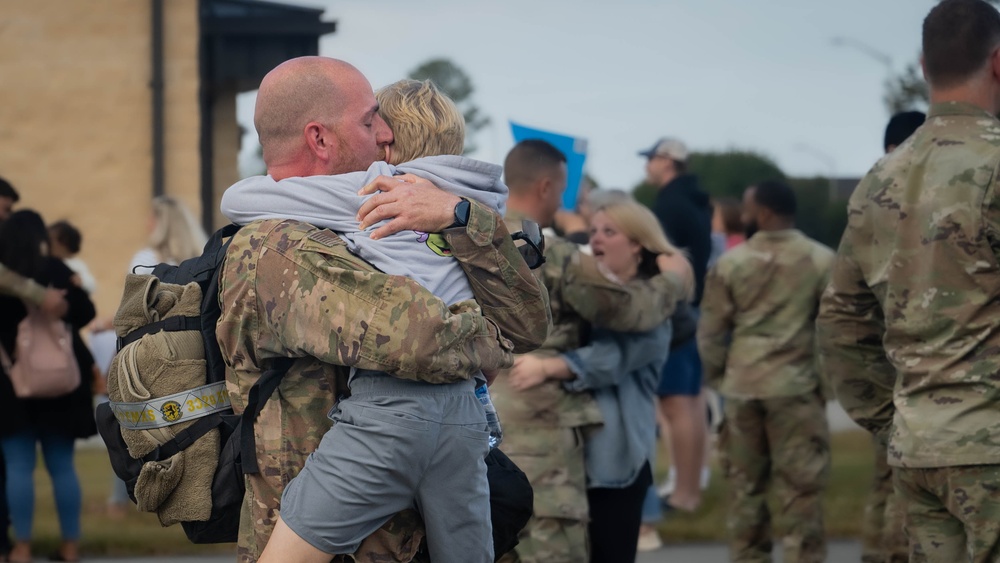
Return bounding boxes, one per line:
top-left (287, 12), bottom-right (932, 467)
top-left (699, 181), bottom-right (833, 563)
top-left (858, 111), bottom-right (925, 563)
top-left (816, 2), bottom-right (1000, 561)
top-left (492, 140), bottom-right (694, 563)
top-left (217, 57), bottom-right (550, 563)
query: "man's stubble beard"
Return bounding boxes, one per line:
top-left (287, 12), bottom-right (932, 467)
top-left (329, 130), bottom-right (379, 175)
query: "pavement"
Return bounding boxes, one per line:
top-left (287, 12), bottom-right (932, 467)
top-left (74, 540), bottom-right (862, 562)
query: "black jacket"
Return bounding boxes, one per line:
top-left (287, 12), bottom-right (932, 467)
top-left (653, 174), bottom-right (713, 306)
top-left (0, 257), bottom-right (97, 438)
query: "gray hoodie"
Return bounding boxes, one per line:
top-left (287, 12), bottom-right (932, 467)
top-left (220, 155), bottom-right (507, 305)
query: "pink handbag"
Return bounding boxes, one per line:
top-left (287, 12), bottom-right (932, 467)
top-left (0, 307), bottom-right (81, 398)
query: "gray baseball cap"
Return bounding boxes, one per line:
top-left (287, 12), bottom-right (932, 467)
top-left (638, 138), bottom-right (689, 162)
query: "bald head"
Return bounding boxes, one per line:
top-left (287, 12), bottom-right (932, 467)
top-left (254, 58), bottom-right (356, 154)
top-left (253, 57), bottom-right (390, 177)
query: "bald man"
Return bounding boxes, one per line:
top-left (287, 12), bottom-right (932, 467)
top-left (216, 57), bottom-right (550, 563)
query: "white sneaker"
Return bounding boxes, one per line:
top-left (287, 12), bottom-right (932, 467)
top-left (658, 467), bottom-right (710, 499)
top-left (637, 526), bottom-right (663, 552)
top-left (657, 476), bottom-right (676, 499)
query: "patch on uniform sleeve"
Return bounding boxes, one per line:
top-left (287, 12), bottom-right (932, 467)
top-left (306, 229), bottom-right (347, 248)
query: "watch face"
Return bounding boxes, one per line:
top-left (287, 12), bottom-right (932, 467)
top-left (456, 200), bottom-right (470, 225)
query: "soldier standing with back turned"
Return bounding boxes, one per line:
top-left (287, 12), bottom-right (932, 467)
top-left (818, 1), bottom-right (1000, 560)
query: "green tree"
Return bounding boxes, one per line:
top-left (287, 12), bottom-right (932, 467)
top-left (632, 150), bottom-right (785, 206)
top-left (633, 182), bottom-right (657, 208)
top-left (687, 151), bottom-right (786, 199)
top-left (788, 177), bottom-right (848, 247)
top-left (408, 58), bottom-right (490, 154)
top-left (632, 150), bottom-right (848, 248)
top-left (884, 62), bottom-right (929, 114)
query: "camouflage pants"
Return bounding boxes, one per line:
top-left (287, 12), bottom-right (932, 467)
top-left (894, 465), bottom-right (1000, 563)
top-left (722, 391), bottom-right (830, 563)
top-left (495, 426), bottom-right (590, 563)
top-left (231, 364), bottom-right (427, 563)
top-left (862, 436), bottom-right (908, 563)
top-left (495, 518), bottom-right (588, 563)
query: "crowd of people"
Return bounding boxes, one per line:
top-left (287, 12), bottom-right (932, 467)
top-left (1, 0), bottom-right (1000, 562)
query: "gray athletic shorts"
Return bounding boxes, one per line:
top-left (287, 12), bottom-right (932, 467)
top-left (279, 375), bottom-right (493, 562)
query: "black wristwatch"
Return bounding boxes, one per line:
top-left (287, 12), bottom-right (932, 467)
top-left (450, 198), bottom-right (471, 228)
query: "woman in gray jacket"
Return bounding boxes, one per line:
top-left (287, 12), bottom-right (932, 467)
top-left (509, 199), bottom-right (690, 563)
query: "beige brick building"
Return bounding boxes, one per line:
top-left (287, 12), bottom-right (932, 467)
top-left (0, 0), bottom-right (334, 317)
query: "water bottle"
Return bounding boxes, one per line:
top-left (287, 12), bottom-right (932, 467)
top-left (475, 384), bottom-right (503, 448)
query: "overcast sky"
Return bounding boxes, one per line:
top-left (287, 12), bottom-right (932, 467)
top-left (238, 0), bottom-right (938, 190)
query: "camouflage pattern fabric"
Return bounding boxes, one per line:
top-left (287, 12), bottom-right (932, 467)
top-left (723, 391), bottom-right (830, 563)
top-left (218, 205), bottom-right (549, 562)
top-left (817, 102), bottom-right (1000, 467)
top-left (446, 200), bottom-right (551, 353)
top-left (493, 426), bottom-right (590, 563)
top-left (0, 262), bottom-right (45, 305)
top-left (494, 515), bottom-right (587, 563)
top-left (698, 229), bottom-right (834, 399)
top-left (895, 464), bottom-right (1000, 563)
top-left (862, 436), bottom-right (909, 563)
top-left (493, 211), bottom-right (687, 563)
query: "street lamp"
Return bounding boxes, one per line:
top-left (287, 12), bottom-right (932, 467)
top-left (830, 36), bottom-right (894, 72)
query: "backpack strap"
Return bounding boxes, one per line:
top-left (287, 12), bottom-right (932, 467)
top-left (239, 357), bottom-right (297, 475)
top-left (143, 413), bottom-right (228, 463)
top-left (117, 316), bottom-right (202, 351)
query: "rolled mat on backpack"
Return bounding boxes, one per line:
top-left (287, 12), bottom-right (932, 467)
top-left (108, 274), bottom-right (218, 526)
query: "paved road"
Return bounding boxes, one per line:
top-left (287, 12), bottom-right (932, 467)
top-left (77, 540), bottom-right (861, 562)
top-left (638, 540), bottom-right (862, 562)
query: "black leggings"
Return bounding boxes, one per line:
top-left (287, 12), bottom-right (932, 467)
top-left (587, 462), bottom-right (653, 563)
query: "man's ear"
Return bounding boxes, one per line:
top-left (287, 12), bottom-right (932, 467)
top-left (537, 176), bottom-right (555, 201)
top-left (919, 53), bottom-right (929, 84)
top-left (991, 47), bottom-right (1000, 82)
top-left (303, 122), bottom-right (334, 163)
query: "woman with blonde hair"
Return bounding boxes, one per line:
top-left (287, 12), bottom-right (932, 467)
top-left (129, 196), bottom-right (208, 274)
top-left (508, 198), bottom-right (690, 563)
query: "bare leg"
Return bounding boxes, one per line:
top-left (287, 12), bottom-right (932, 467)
top-left (259, 516), bottom-right (335, 563)
top-left (660, 394), bottom-right (706, 511)
top-left (57, 540), bottom-right (79, 562)
top-left (8, 541), bottom-right (30, 563)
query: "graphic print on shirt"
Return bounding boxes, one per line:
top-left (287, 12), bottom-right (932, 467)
top-left (414, 231), bottom-right (453, 257)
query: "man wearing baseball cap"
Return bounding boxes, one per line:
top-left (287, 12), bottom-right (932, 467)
top-left (639, 137), bottom-right (712, 303)
top-left (638, 137), bottom-right (712, 518)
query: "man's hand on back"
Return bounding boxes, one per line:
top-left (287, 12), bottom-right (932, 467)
top-left (41, 288), bottom-right (68, 318)
top-left (357, 174), bottom-right (461, 239)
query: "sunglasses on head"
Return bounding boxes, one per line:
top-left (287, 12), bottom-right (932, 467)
top-left (511, 220), bottom-right (546, 269)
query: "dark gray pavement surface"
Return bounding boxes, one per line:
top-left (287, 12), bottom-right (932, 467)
top-left (77, 540), bottom-right (861, 562)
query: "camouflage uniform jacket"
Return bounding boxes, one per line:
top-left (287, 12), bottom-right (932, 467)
top-left (0, 263), bottom-right (45, 305)
top-left (817, 101), bottom-right (1000, 468)
top-left (493, 210), bottom-right (687, 429)
top-left (698, 229), bottom-right (833, 399)
top-left (218, 199), bottom-right (551, 409)
top-left (217, 200), bottom-right (549, 561)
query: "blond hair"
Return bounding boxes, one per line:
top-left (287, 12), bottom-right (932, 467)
top-left (148, 196), bottom-right (208, 265)
top-left (375, 79), bottom-right (465, 164)
top-left (594, 199), bottom-right (694, 299)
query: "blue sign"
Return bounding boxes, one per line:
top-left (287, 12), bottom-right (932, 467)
top-left (510, 121), bottom-right (588, 210)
